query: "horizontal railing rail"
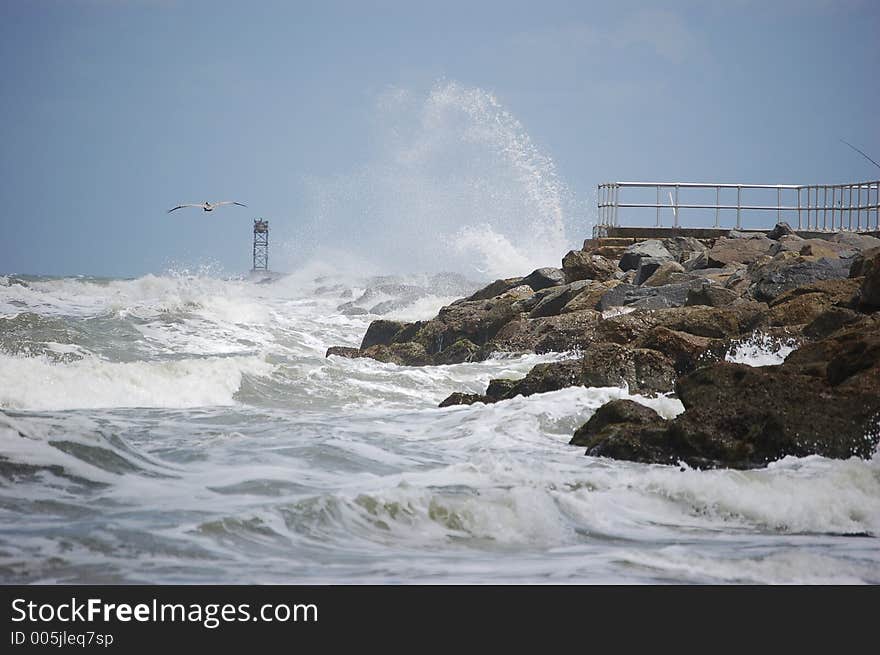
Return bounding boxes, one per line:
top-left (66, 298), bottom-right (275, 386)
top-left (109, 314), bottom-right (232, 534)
top-left (597, 180), bottom-right (880, 235)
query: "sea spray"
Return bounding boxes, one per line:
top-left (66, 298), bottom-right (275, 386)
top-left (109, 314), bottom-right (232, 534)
top-left (299, 81), bottom-right (584, 279)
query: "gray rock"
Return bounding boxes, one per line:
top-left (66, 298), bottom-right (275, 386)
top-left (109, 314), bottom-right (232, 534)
top-left (634, 256), bottom-right (668, 285)
top-left (767, 222), bottom-right (796, 240)
top-left (521, 267), bottom-right (565, 291)
top-left (528, 280), bottom-right (591, 318)
top-left (618, 240), bottom-right (673, 272)
top-left (599, 282), bottom-right (693, 311)
top-left (685, 280), bottom-right (739, 307)
top-left (465, 277), bottom-right (524, 302)
top-left (325, 346), bottom-right (361, 358)
top-left (750, 255), bottom-right (851, 302)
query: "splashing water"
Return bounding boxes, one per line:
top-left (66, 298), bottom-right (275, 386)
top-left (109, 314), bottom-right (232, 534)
top-left (725, 332), bottom-right (799, 367)
top-left (301, 81), bottom-right (581, 279)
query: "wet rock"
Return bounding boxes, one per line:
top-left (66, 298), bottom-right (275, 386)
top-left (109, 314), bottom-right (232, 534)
top-left (439, 392), bottom-right (484, 408)
top-left (360, 320), bottom-right (410, 349)
top-left (465, 277), bottom-right (524, 302)
top-left (325, 346), bottom-right (361, 358)
top-left (707, 235), bottom-right (773, 267)
top-left (560, 280), bottom-right (621, 313)
top-left (619, 240), bottom-right (673, 272)
top-left (668, 361), bottom-right (880, 468)
top-left (803, 307), bottom-right (863, 340)
top-left (498, 360), bottom-right (585, 399)
top-left (570, 400), bottom-right (668, 457)
top-left (561, 250), bottom-right (619, 283)
top-left (529, 280), bottom-right (591, 318)
top-left (488, 310), bottom-right (602, 355)
top-left (433, 338), bottom-right (480, 365)
top-left (485, 378), bottom-right (518, 401)
top-left (635, 326), bottom-right (724, 375)
top-left (521, 267), bottom-right (565, 291)
top-left (783, 323), bottom-right (880, 388)
top-left (767, 221), bottom-right (796, 240)
top-left (764, 278), bottom-right (861, 327)
top-left (599, 282), bottom-right (693, 311)
top-left (580, 343), bottom-right (676, 394)
top-left (361, 342), bottom-right (432, 366)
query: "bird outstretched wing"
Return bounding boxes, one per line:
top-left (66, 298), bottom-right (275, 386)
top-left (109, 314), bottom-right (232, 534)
top-left (214, 201), bottom-right (248, 208)
top-left (167, 204), bottom-right (201, 213)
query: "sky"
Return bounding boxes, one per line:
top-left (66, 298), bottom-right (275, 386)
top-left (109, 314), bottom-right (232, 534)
top-left (1, 0), bottom-right (878, 277)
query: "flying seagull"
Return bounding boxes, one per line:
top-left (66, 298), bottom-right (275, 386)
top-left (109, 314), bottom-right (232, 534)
top-left (167, 200), bottom-right (248, 214)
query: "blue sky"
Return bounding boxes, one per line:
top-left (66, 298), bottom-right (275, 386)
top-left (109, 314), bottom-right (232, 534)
top-left (1, 0), bottom-right (878, 277)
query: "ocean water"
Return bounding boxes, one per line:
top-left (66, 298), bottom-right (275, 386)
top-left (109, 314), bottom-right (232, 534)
top-left (1, 270), bottom-right (878, 585)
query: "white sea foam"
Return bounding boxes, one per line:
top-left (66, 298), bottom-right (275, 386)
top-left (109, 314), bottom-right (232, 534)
top-left (0, 353), bottom-right (274, 410)
top-left (725, 332), bottom-right (798, 366)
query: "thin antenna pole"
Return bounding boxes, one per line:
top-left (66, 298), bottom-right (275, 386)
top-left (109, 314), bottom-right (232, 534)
top-left (840, 139), bottom-right (880, 170)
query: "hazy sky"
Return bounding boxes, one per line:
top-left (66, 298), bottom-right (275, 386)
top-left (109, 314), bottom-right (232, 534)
top-left (1, 0), bottom-right (878, 277)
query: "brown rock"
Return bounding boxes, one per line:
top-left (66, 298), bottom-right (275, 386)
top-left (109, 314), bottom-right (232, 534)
top-left (561, 250), bottom-right (619, 284)
top-left (707, 236), bottom-right (774, 267)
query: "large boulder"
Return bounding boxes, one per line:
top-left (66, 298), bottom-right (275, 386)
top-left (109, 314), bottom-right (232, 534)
top-left (635, 325), bottom-right (724, 375)
top-left (575, 357), bottom-right (880, 469)
top-left (707, 235), bottom-right (773, 267)
top-left (661, 236), bottom-right (708, 264)
top-left (749, 253), bottom-right (851, 302)
top-left (579, 343), bottom-right (676, 394)
top-left (642, 261), bottom-right (688, 287)
top-left (855, 247), bottom-right (880, 309)
top-left (685, 280), bottom-right (740, 307)
top-left (849, 245), bottom-right (880, 278)
top-left (560, 280), bottom-right (621, 313)
top-left (487, 309), bottom-right (602, 355)
top-left (766, 222), bottom-right (795, 240)
top-left (668, 361), bottom-right (880, 468)
top-left (834, 232), bottom-right (880, 252)
top-left (464, 277), bottom-right (524, 302)
top-left (570, 400), bottom-right (668, 455)
top-left (618, 240), bottom-right (673, 272)
top-left (528, 280), bottom-right (591, 318)
top-left (598, 282), bottom-right (693, 311)
top-left (763, 278), bottom-right (860, 327)
top-left (561, 250), bottom-right (619, 283)
top-left (360, 342), bottom-right (432, 366)
top-left (360, 320), bottom-right (411, 349)
top-left (521, 267), bottom-right (565, 291)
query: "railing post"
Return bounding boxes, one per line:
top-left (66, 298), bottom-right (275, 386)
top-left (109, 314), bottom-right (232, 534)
top-left (857, 184), bottom-right (862, 231)
top-left (848, 184), bottom-right (853, 230)
top-left (736, 186), bottom-right (742, 229)
top-left (715, 186), bottom-right (720, 228)
top-left (797, 187), bottom-right (802, 229)
top-left (777, 187), bottom-right (781, 222)
top-left (674, 184), bottom-right (679, 228)
top-left (656, 185), bottom-right (661, 227)
top-left (831, 186), bottom-right (837, 231)
top-left (823, 185), bottom-right (828, 231)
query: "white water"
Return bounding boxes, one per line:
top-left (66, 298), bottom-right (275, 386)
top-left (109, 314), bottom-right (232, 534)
top-left (0, 272), bottom-right (878, 584)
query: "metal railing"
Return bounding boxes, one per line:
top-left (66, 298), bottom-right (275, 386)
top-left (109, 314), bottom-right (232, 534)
top-left (597, 180), bottom-right (880, 234)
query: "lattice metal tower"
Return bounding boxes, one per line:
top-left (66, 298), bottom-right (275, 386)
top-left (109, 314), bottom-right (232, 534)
top-left (252, 219), bottom-right (269, 271)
